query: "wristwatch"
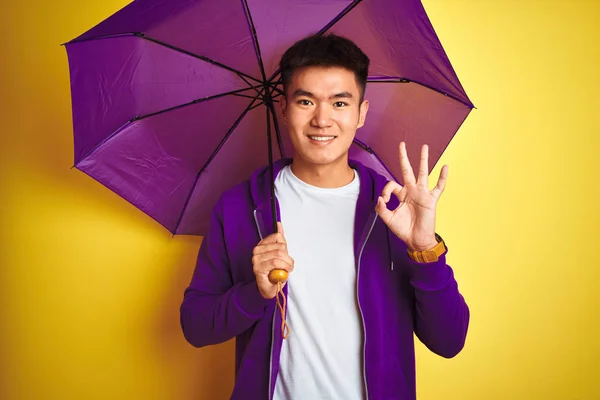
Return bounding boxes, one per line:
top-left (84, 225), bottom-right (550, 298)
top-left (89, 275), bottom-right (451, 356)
top-left (407, 233), bottom-right (447, 263)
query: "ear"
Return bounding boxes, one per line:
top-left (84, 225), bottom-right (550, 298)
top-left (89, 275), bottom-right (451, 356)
top-left (280, 96), bottom-right (288, 125)
top-left (357, 99), bottom-right (369, 129)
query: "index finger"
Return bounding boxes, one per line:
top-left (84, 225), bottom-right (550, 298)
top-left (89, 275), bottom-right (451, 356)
top-left (381, 180), bottom-right (402, 203)
top-left (399, 142), bottom-right (416, 185)
top-left (258, 223), bottom-right (287, 246)
top-left (259, 233), bottom-right (285, 245)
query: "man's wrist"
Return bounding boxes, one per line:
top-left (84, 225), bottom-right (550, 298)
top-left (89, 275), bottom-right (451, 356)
top-left (407, 234), bottom-right (447, 263)
top-left (409, 243), bottom-right (438, 252)
top-left (408, 236), bottom-right (438, 252)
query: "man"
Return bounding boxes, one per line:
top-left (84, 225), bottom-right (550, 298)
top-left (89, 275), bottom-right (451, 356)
top-left (180, 34), bottom-right (469, 400)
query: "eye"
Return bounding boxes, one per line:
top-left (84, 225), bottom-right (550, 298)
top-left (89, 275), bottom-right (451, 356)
top-left (297, 99), bottom-right (313, 106)
top-left (333, 101), bottom-right (348, 108)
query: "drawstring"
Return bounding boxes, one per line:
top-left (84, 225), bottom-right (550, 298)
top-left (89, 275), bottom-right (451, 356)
top-left (386, 227), bottom-right (394, 271)
top-left (268, 268), bottom-right (290, 339)
top-left (275, 283), bottom-right (290, 339)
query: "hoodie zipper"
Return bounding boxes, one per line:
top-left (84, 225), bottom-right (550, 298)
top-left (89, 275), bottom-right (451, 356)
top-left (254, 209), bottom-right (276, 400)
top-left (357, 212), bottom-right (378, 400)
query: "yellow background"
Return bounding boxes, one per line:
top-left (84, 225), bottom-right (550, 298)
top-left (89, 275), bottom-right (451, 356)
top-left (2, 0), bottom-right (599, 399)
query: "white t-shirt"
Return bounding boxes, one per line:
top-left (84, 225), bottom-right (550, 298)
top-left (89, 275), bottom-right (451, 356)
top-left (273, 165), bottom-right (365, 400)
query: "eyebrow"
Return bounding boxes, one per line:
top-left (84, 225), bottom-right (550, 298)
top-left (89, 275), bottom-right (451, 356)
top-left (292, 89), bottom-right (354, 100)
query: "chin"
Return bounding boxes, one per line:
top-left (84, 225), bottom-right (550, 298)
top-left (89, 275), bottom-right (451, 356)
top-left (296, 150), bottom-right (348, 167)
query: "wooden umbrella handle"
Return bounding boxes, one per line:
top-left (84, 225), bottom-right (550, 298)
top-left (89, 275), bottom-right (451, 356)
top-left (268, 269), bottom-right (288, 284)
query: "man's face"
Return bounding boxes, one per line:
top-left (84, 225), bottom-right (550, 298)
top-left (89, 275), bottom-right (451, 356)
top-left (281, 66), bottom-right (369, 167)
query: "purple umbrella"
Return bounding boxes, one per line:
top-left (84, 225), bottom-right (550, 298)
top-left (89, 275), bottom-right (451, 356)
top-left (63, 0), bottom-right (473, 236)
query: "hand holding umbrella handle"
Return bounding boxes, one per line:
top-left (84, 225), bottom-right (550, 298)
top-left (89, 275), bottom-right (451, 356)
top-left (253, 222), bottom-right (291, 338)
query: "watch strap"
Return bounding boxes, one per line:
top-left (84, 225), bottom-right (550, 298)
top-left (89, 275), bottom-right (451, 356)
top-left (407, 233), bottom-right (447, 263)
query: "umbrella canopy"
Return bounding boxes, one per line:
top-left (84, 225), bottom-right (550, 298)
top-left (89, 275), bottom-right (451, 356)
top-left (64, 0), bottom-right (474, 236)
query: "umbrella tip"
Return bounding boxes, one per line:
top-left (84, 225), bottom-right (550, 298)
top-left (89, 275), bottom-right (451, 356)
top-left (59, 37), bottom-right (76, 47)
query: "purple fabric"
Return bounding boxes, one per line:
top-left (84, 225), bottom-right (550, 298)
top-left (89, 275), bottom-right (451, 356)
top-left (180, 158), bottom-right (470, 399)
top-left (64, 0), bottom-right (473, 235)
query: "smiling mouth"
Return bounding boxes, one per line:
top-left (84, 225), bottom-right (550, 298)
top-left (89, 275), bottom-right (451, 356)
top-left (308, 135), bottom-right (337, 142)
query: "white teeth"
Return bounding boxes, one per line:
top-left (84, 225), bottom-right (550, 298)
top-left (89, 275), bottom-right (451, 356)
top-left (309, 136), bottom-right (335, 141)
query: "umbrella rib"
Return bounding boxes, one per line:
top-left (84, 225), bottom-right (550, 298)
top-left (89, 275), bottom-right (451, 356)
top-left (352, 138), bottom-right (399, 183)
top-left (367, 77), bottom-right (474, 108)
top-left (266, 0), bottom-right (364, 83)
top-left (75, 164), bottom-right (177, 235)
top-left (238, 74), bottom-right (263, 95)
top-left (63, 32), bottom-right (136, 45)
top-left (248, 102), bottom-right (265, 111)
top-left (265, 101), bottom-right (277, 233)
top-left (232, 93), bottom-right (262, 100)
top-left (317, 0), bottom-right (363, 36)
top-left (138, 33), bottom-right (263, 84)
top-left (265, 86), bottom-right (285, 158)
top-left (76, 86), bottom-right (262, 166)
top-left (241, 0), bottom-right (268, 83)
top-left (74, 119), bottom-right (133, 167)
top-left (247, 99), bottom-right (279, 112)
top-left (246, 85), bottom-right (273, 111)
top-left (173, 98), bottom-right (260, 234)
top-left (271, 91), bottom-right (283, 100)
top-left (135, 85), bottom-right (263, 121)
top-left (269, 85), bottom-right (284, 96)
top-left (67, 32), bottom-right (262, 84)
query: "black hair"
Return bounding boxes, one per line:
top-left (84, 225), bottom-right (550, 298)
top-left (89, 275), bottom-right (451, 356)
top-left (279, 34), bottom-right (370, 101)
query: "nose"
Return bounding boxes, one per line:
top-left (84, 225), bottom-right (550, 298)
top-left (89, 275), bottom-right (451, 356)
top-left (311, 104), bottom-right (333, 128)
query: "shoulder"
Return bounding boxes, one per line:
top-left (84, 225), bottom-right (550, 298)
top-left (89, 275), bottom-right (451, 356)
top-left (215, 180), bottom-right (254, 213)
top-left (350, 158), bottom-right (394, 192)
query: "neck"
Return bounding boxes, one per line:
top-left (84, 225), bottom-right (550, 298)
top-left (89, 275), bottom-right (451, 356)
top-left (290, 156), bottom-right (354, 188)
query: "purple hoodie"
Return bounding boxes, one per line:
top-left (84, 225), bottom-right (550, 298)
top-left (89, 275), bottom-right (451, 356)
top-left (180, 158), bottom-right (469, 400)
